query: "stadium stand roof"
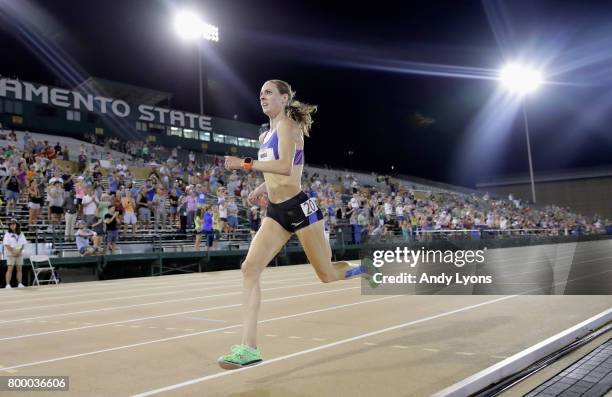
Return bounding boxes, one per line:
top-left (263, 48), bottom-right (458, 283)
top-left (74, 77), bottom-right (173, 106)
top-left (476, 166), bottom-right (612, 188)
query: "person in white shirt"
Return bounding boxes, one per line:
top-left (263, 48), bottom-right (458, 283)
top-left (396, 204), bottom-right (405, 221)
top-left (3, 219), bottom-right (27, 288)
top-left (116, 159), bottom-right (128, 176)
top-left (81, 186), bottom-right (98, 226)
top-left (383, 198), bottom-right (393, 221)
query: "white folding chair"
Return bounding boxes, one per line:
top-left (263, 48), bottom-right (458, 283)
top-left (29, 255), bottom-right (59, 286)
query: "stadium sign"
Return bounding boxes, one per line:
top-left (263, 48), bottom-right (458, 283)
top-left (0, 78), bottom-right (211, 130)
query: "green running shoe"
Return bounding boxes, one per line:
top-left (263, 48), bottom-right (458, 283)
top-left (218, 344), bottom-right (263, 370)
top-left (361, 256), bottom-right (381, 288)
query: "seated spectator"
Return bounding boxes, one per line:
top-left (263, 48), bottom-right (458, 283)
top-left (75, 220), bottom-right (102, 256)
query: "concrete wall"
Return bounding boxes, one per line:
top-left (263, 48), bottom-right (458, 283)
top-left (477, 177), bottom-right (612, 218)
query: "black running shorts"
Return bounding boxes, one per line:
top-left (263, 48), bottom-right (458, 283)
top-left (266, 191), bottom-right (324, 233)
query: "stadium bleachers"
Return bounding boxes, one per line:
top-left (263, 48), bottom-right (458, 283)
top-left (0, 129), bottom-right (607, 263)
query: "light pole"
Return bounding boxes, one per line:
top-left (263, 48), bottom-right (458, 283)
top-left (499, 63), bottom-right (543, 204)
top-left (174, 10), bottom-right (219, 115)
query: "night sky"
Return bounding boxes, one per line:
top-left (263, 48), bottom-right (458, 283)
top-left (1, 0), bottom-right (612, 187)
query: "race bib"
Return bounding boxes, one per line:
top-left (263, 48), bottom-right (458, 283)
top-left (258, 148), bottom-right (274, 162)
top-left (300, 198), bottom-right (319, 217)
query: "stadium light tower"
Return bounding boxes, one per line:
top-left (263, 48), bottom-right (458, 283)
top-left (174, 10), bottom-right (219, 115)
top-left (499, 62), bottom-right (544, 204)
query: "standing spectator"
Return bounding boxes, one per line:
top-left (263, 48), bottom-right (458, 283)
top-left (98, 192), bottom-right (111, 220)
top-left (248, 206), bottom-right (261, 238)
top-left (78, 151), bottom-right (87, 173)
top-left (196, 185), bottom-right (206, 208)
top-left (27, 176), bottom-right (43, 228)
top-left (112, 190), bottom-right (124, 217)
top-left (5, 169), bottom-right (19, 216)
top-left (203, 205), bottom-right (215, 248)
top-left (90, 213), bottom-right (105, 249)
top-left (178, 195), bottom-right (188, 234)
top-left (169, 188), bottom-right (179, 226)
top-left (23, 131), bottom-right (31, 147)
top-left (104, 205), bottom-right (120, 253)
top-left (227, 198), bottom-right (238, 238)
top-left (48, 180), bottom-right (65, 229)
top-left (218, 200), bottom-right (228, 237)
top-left (137, 186), bottom-right (151, 229)
top-left (186, 189), bottom-right (197, 229)
top-left (194, 208), bottom-right (203, 250)
top-left (128, 182), bottom-right (139, 202)
top-left (108, 172), bottom-right (119, 196)
top-left (152, 187), bottom-right (167, 232)
top-left (63, 190), bottom-right (78, 242)
top-left (116, 159), bottom-right (127, 176)
top-left (75, 177), bottom-right (86, 216)
top-left (3, 219), bottom-right (27, 288)
top-left (62, 145), bottom-right (70, 161)
top-left (62, 169), bottom-right (74, 196)
top-left (81, 186), bottom-right (98, 227)
top-left (121, 190), bottom-right (137, 238)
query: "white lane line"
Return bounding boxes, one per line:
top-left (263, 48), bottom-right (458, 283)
top-left (166, 328), bottom-right (177, 331)
top-left (0, 244), bottom-right (591, 307)
top-left (0, 274), bottom-right (319, 314)
top-left (222, 331), bottom-right (236, 334)
top-left (183, 317), bottom-right (227, 323)
top-left (0, 281), bottom-right (330, 325)
top-left (288, 336), bottom-right (302, 339)
top-left (423, 348), bottom-right (439, 352)
top-left (0, 295), bottom-right (398, 372)
top-left (0, 286), bottom-right (360, 342)
top-left (0, 264), bottom-right (312, 296)
top-left (265, 334), bottom-right (278, 337)
top-left (363, 342), bottom-right (377, 346)
top-left (184, 329), bottom-right (196, 332)
top-left (0, 365), bottom-right (17, 374)
top-left (392, 345), bottom-right (410, 349)
top-left (0, 268), bottom-right (317, 307)
top-left (455, 352), bottom-right (475, 356)
top-left (131, 295), bottom-right (517, 397)
top-left (312, 338), bottom-right (326, 342)
top-left (129, 326), bottom-right (141, 329)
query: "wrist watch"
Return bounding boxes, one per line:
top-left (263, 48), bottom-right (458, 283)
top-left (243, 157), bottom-right (253, 171)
